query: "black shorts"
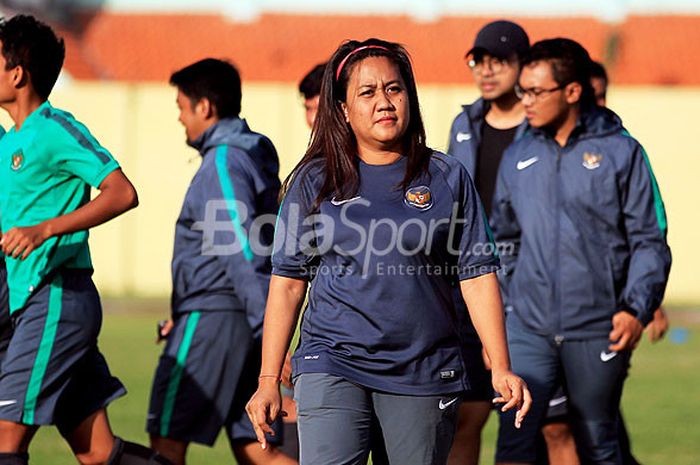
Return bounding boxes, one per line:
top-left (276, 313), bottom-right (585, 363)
top-left (0, 270), bottom-right (126, 433)
top-left (543, 385), bottom-right (569, 423)
top-left (147, 310), bottom-right (282, 446)
top-left (0, 259), bottom-right (12, 360)
top-left (461, 342), bottom-right (493, 402)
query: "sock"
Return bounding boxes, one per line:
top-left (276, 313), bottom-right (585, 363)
top-left (0, 453), bottom-right (28, 465)
top-left (108, 437), bottom-right (173, 465)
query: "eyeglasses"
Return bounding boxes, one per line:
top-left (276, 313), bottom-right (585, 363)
top-left (514, 84), bottom-right (566, 101)
top-left (467, 56), bottom-right (513, 75)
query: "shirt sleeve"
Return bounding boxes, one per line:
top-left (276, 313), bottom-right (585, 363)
top-left (447, 117), bottom-right (458, 156)
top-left (53, 117), bottom-right (120, 187)
top-left (619, 140), bottom-right (672, 325)
top-left (455, 166), bottom-right (500, 281)
top-left (490, 151), bottom-right (521, 305)
top-left (271, 165), bottom-right (321, 280)
top-left (206, 145), bottom-right (273, 335)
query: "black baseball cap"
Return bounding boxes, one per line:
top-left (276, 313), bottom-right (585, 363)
top-left (466, 20), bottom-right (530, 60)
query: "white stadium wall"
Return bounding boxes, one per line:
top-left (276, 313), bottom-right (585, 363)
top-left (2, 82), bottom-right (697, 304)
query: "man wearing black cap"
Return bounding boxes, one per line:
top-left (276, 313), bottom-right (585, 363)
top-left (447, 19), bottom-right (529, 218)
top-left (446, 20), bottom-right (530, 465)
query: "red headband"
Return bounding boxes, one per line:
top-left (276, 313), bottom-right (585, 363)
top-left (335, 45), bottom-right (391, 81)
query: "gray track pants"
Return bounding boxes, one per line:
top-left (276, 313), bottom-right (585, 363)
top-left (294, 373), bottom-right (461, 465)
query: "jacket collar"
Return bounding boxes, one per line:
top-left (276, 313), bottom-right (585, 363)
top-left (529, 106), bottom-right (623, 146)
top-left (462, 97), bottom-right (489, 122)
top-left (462, 97), bottom-right (528, 139)
top-left (189, 117), bottom-right (248, 155)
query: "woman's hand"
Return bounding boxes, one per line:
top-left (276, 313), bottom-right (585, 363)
top-left (246, 378), bottom-right (284, 450)
top-left (247, 276), bottom-right (307, 449)
top-left (492, 369), bottom-right (532, 429)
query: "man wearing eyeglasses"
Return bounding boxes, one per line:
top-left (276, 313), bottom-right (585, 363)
top-left (446, 20), bottom-right (529, 465)
top-left (492, 38), bottom-right (671, 465)
top-left (448, 20), bottom-right (529, 219)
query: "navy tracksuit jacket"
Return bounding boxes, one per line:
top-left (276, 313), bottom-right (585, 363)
top-left (170, 118), bottom-right (280, 337)
top-left (491, 106), bottom-right (671, 339)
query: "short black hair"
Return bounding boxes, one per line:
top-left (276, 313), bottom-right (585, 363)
top-left (0, 15), bottom-right (65, 100)
top-left (589, 60), bottom-right (608, 84)
top-left (170, 58), bottom-right (241, 119)
top-left (523, 38), bottom-right (595, 108)
top-left (298, 63), bottom-right (325, 99)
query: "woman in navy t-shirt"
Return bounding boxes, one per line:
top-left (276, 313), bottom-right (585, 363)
top-left (247, 38), bottom-right (531, 465)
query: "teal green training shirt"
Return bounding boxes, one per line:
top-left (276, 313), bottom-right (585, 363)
top-left (0, 101), bottom-right (120, 313)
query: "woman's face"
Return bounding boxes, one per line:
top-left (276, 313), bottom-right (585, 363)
top-left (341, 56), bottom-right (410, 156)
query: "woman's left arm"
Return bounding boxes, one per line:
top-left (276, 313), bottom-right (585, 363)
top-left (460, 272), bottom-right (531, 428)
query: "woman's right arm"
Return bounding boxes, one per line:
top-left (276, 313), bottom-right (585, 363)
top-left (246, 275), bottom-right (308, 450)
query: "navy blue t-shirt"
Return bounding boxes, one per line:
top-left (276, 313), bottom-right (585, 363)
top-left (272, 152), bottom-right (499, 395)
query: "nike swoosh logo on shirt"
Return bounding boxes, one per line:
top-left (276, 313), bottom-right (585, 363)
top-left (600, 351), bottom-right (618, 362)
top-left (439, 397), bottom-right (459, 410)
top-left (456, 132), bottom-right (472, 142)
top-left (330, 196), bottom-right (362, 206)
top-left (0, 400), bottom-right (18, 407)
top-left (516, 156), bottom-right (539, 170)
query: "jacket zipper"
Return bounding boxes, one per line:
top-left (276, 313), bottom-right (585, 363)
top-left (554, 142), bottom-right (564, 342)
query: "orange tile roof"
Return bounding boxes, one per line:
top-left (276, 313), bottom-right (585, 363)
top-left (613, 15), bottom-right (700, 85)
top-left (55, 13), bottom-right (700, 85)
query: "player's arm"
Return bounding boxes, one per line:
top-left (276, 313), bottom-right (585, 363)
top-left (490, 148), bottom-right (521, 305)
top-left (609, 141), bottom-right (671, 352)
top-left (1, 169), bottom-right (138, 259)
top-left (461, 274), bottom-right (531, 428)
top-left (247, 166), bottom-right (318, 449)
top-left (210, 150), bottom-right (271, 336)
top-left (246, 275), bottom-right (306, 450)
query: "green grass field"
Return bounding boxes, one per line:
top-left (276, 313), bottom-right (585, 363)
top-left (27, 301), bottom-right (700, 465)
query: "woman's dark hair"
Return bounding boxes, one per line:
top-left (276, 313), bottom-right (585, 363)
top-left (282, 38), bottom-right (432, 209)
top-left (522, 38), bottom-right (596, 109)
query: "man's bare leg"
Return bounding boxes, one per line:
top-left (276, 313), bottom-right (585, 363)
top-left (447, 401), bottom-right (492, 465)
top-left (232, 441), bottom-right (298, 465)
top-left (150, 436), bottom-right (187, 465)
top-left (542, 422), bottom-right (579, 465)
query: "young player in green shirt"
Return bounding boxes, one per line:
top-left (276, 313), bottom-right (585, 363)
top-left (0, 14), bottom-right (170, 465)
